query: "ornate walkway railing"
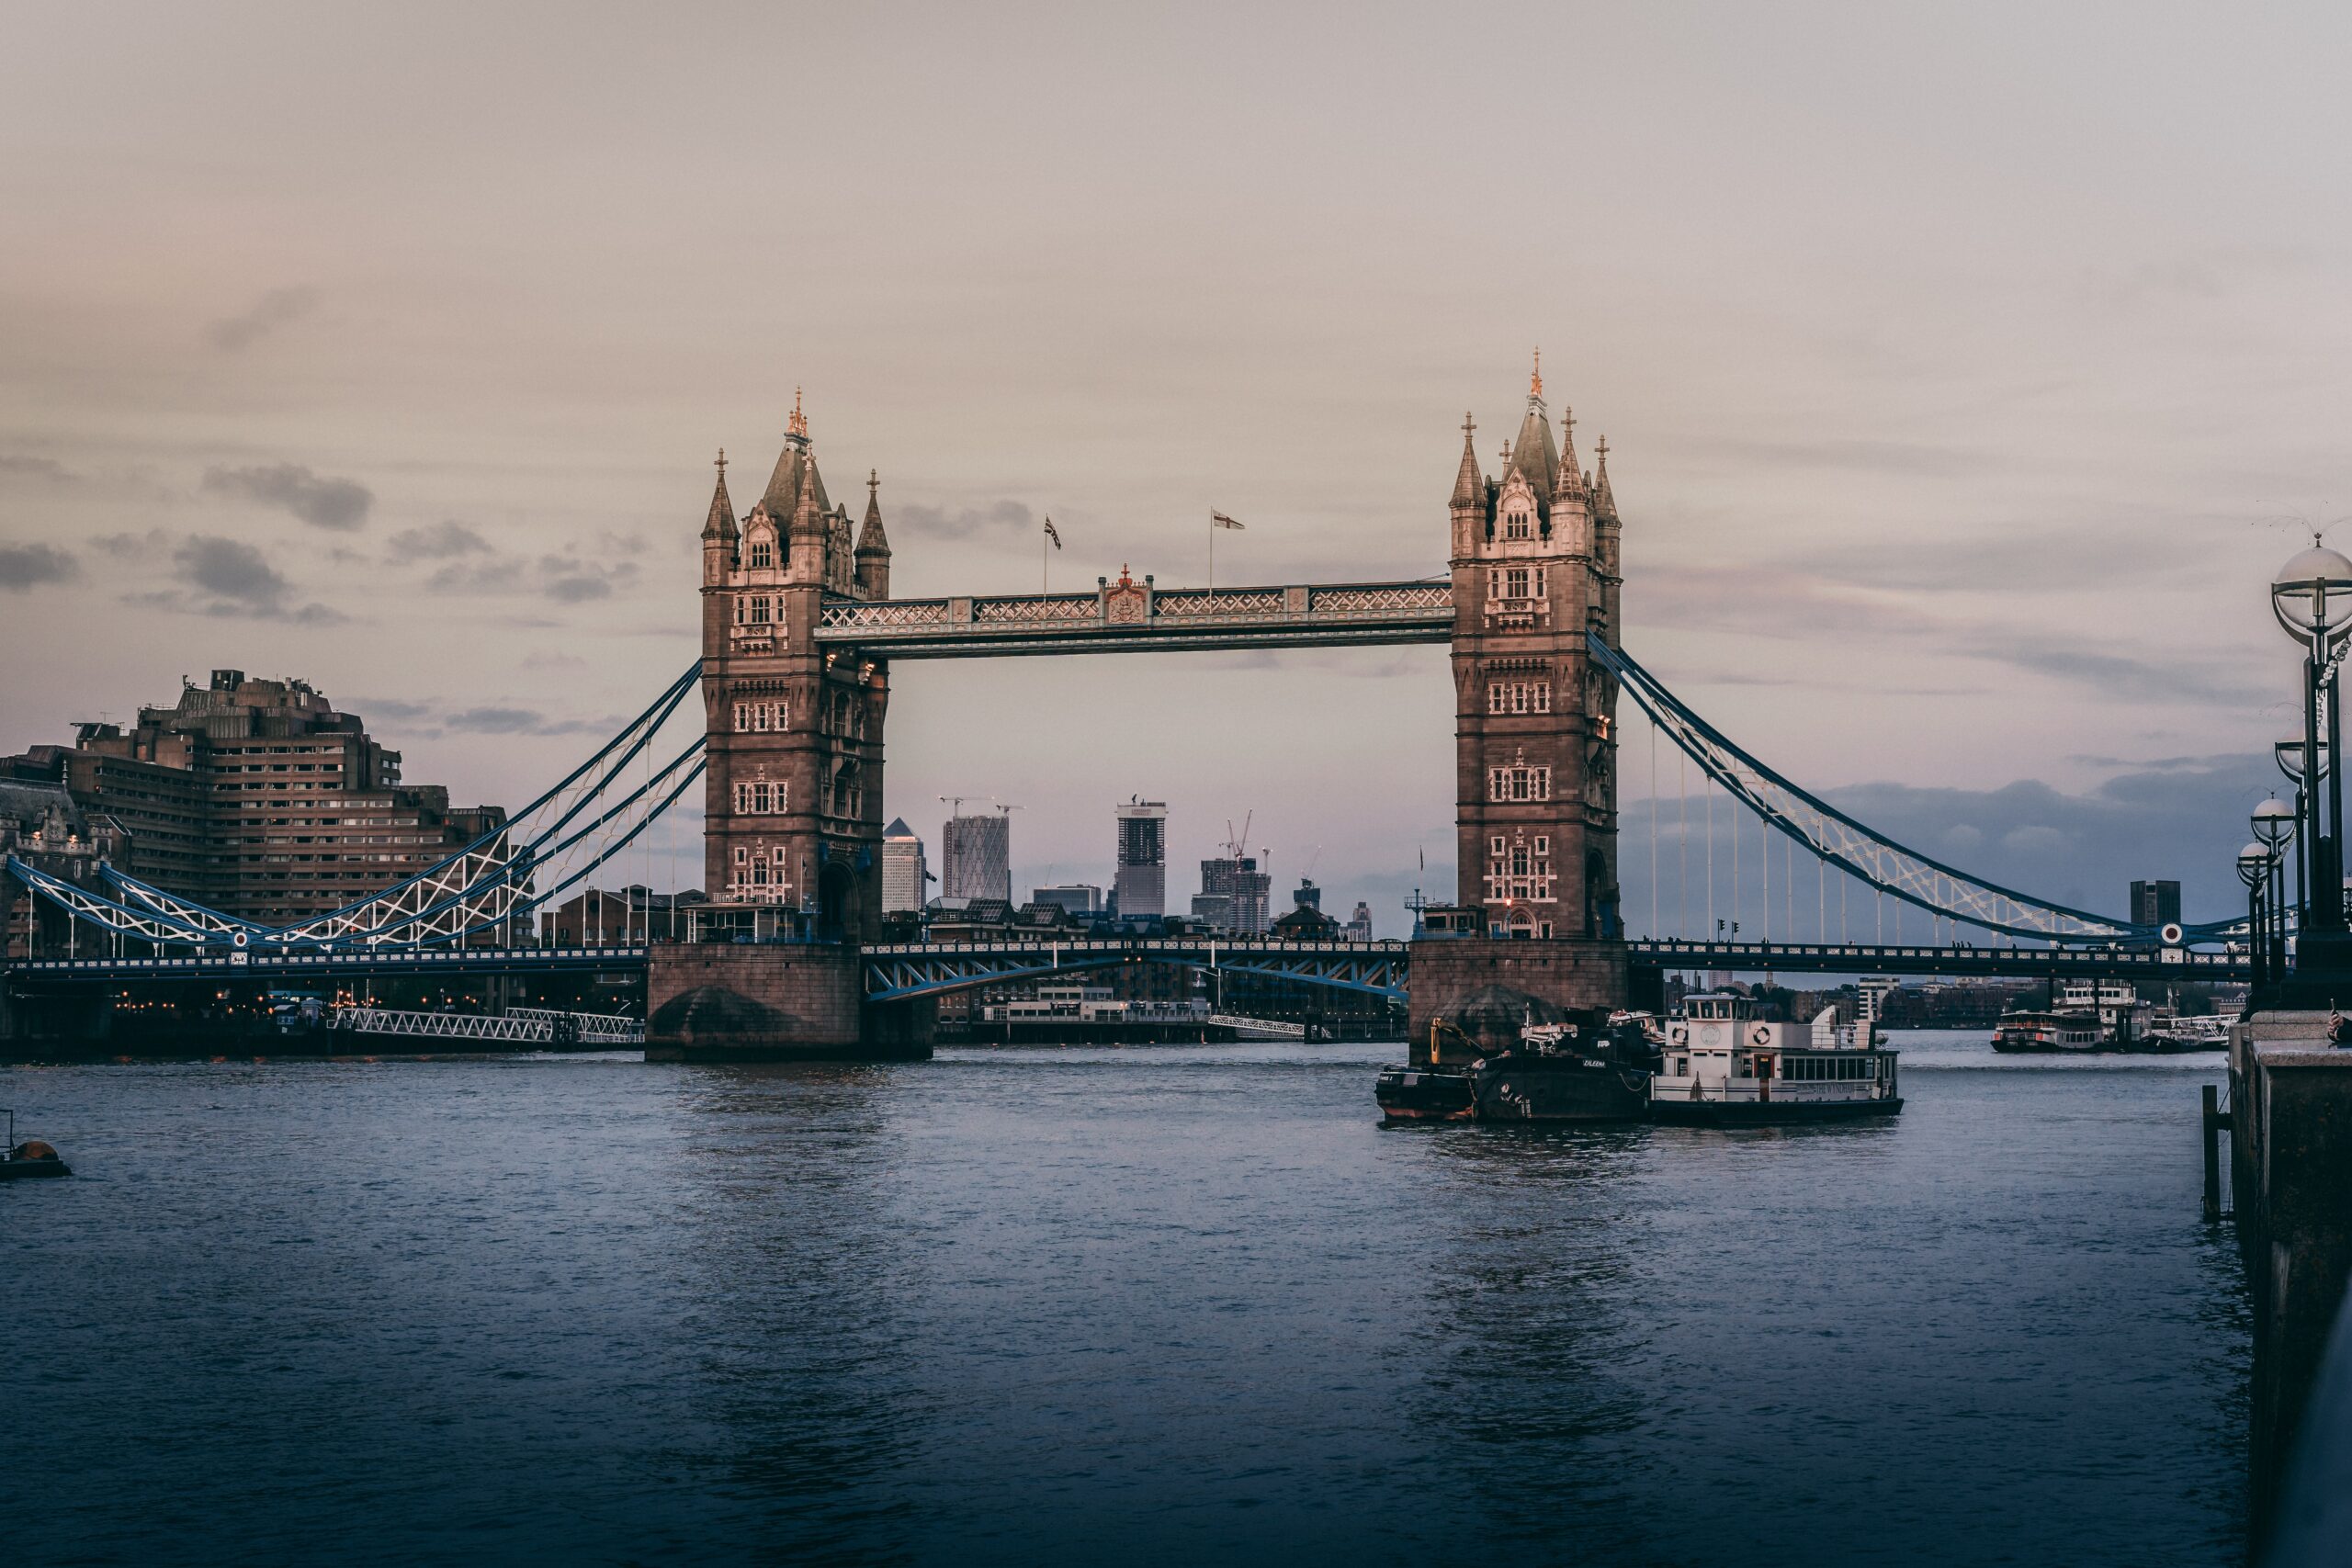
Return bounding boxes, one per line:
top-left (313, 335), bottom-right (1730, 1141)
top-left (815, 577), bottom-right (1453, 658)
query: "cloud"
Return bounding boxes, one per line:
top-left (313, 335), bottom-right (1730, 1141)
top-left (443, 705), bottom-right (607, 736)
top-left (388, 519), bottom-right (492, 559)
top-left (205, 285), bottom-right (321, 352)
top-left (0, 454), bottom-right (77, 482)
top-left (537, 552), bottom-right (639, 602)
top-left (201, 462), bottom-right (373, 530)
top-left (350, 696), bottom-right (435, 723)
top-left (125, 534), bottom-right (346, 623)
top-left (896, 498), bottom-right (1035, 539)
top-left (92, 529), bottom-right (167, 556)
top-left (0, 542), bottom-right (78, 591)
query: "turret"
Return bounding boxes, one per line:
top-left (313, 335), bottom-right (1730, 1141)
top-left (855, 468), bottom-right (892, 599)
top-left (1449, 413), bottom-right (1483, 561)
top-left (700, 449), bottom-right (737, 588)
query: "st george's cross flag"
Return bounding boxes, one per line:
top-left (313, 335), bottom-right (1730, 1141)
top-left (1211, 511), bottom-right (1244, 530)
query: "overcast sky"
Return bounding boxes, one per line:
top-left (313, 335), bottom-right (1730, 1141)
top-left (3, 2), bottom-right (2346, 933)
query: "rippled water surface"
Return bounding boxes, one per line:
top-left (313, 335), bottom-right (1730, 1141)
top-left (2, 1032), bottom-right (2245, 1566)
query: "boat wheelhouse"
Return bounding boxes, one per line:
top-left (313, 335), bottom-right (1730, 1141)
top-left (1651, 993), bottom-right (1902, 1125)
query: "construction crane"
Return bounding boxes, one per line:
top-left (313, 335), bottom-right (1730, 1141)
top-left (1222, 811), bottom-right (1253, 862)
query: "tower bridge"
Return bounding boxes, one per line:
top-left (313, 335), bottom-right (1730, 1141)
top-left (3, 364), bottom-right (2238, 1055)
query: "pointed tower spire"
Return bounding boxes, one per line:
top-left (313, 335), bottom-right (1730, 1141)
top-left (856, 468), bottom-right (890, 556)
top-left (1554, 405), bottom-right (1588, 505)
top-left (701, 447), bottom-right (738, 541)
top-left (1451, 412), bottom-right (1483, 508)
top-left (1591, 434), bottom-right (1617, 520)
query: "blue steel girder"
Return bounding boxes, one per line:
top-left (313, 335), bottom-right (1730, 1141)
top-left (814, 581), bottom-right (1453, 659)
top-left (861, 939), bottom-right (1409, 1002)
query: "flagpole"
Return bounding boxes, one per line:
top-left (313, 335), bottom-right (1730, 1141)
top-left (1208, 515), bottom-right (1215, 596)
top-left (1043, 521), bottom-right (1048, 596)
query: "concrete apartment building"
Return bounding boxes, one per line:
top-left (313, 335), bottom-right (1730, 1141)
top-left (2, 668), bottom-right (505, 926)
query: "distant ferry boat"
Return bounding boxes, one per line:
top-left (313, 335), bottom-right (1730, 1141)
top-left (1374, 1010), bottom-right (1663, 1123)
top-left (1648, 992), bottom-right (1902, 1125)
top-left (1990, 980), bottom-right (2168, 1054)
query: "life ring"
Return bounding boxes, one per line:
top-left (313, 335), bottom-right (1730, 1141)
top-left (1750, 1024), bottom-right (1771, 1046)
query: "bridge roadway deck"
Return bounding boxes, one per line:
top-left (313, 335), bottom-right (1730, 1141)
top-left (1633, 938), bottom-right (2253, 982)
top-left (813, 580), bottom-right (1453, 658)
top-left (5, 936), bottom-right (2252, 993)
top-left (5, 946), bottom-right (650, 986)
top-left (861, 936), bottom-right (1410, 1000)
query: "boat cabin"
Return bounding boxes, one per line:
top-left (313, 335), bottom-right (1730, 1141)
top-left (1657, 993), bottom-right (1899, 1107)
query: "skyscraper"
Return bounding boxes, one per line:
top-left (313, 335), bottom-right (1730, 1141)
top-left (881, 818), bottom-right (930, 913)
top-left (1197, 852), bottom-right (1271, 934)
top-left (942, 811), bottom-right (1011, 902)
top-left (1346, 901), bottom-right (1374, 941)
top-left (2130, 879), bottom-right (2182, 927)
top-left (1114, 798), bottom-right (1168, 918)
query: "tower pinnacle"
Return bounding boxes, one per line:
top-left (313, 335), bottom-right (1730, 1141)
top-left (788, 387), bottom-right (808, 439)
top-left (701, 446), bottom-right (737, 541)
top-left (1532, 347), bottom-right (1543, 400)
top-left (1451, 413), bottom-right (1482, 509)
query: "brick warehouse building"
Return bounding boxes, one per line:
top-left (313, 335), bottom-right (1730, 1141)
top-left (3, 669), bottom-right (506, 928)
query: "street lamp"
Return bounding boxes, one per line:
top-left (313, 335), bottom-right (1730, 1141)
top-left (2274, 545), bottom-right (2352, 969)
top-left (2256, 800), bottom-right (2296, 976)
top-left (2241, 841), bottom-right (2274, 987)
top-left (2276, 731), bottom-right (2328, 920)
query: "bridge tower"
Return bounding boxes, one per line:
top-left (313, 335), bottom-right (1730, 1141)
top-left (695, 394), bottom-right (893, 942)
top-left (1417, 358), bottom-right (1628, 1054)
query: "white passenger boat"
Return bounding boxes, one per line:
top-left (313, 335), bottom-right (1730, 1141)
top-left (1650, 993), bottom-right (1902, 1125)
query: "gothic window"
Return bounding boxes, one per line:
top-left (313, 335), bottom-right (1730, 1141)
top-left (731, 782), bottom-right (787, 815)
top-left (732, 702), bottom-right (746, 731)
top-left (1504, 507), bottom-right (1532, 541)
top-left (1505, 568), bottom-right (1529, 600)
top-left (1533, 682), bottom-right (1550, 714)
top-left (748, 540), bottom-right (774, 570)
top-left (1532, 567), bottom-right (1547, 598)
top-left (733, 846), bottom-right (748, 865)
top-left (1487, 765), bottom-right (1554, 803)
top-left (747, 596), bottom-right (773, 626)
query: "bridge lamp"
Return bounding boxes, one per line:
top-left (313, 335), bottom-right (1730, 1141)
top-left (2254, 797), bottom-right (2297, 849)
top-left (2278, 730), bottom-right (2331, 783)
top-left (2271, 546), bottom-right (2352, 649)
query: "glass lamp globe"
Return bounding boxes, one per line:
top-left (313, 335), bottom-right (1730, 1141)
top-left (2272, 545), bottom-right (2352, 646)
top-left (2239, 842), bottom-right (2271, 888)
top-left (2254, 797), bottom-right (2298, 846)
top-left (2278, 729), bottom-right (2330, 782)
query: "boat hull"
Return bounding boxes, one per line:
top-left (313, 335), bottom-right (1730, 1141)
top-left (1471, 1056), bottom-right (1651, 1122)
top-left (0, 1158), bottom-right (70, 1179)
top-left (1649, 1096), bottom-right (1903, 1127)
top-left (1374, 1068), bottom-right (1477, 1122)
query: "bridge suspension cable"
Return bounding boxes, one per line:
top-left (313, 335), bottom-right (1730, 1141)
top-left (1594, 635), bottom-right (2224, 945)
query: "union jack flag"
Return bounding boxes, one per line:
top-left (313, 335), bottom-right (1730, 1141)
top-left (1042, 517), bottom-right (1062, 548)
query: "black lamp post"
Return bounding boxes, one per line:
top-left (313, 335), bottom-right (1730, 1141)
top-left (2242, 842), bottom-right (2273, 988)
top-left (2256, 797), bottom-right (2296, 976)
top-left (2273, 546), bottom-right (2352, 977)
top-left (2277, 728), bottom-right (2329, 923)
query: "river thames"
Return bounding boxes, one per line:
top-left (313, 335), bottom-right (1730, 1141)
top-left (2, 1032), bottom-right (2245, 1565)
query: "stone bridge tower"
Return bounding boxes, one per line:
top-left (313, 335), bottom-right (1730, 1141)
top-left (696, 393), bottom-right (893, 942)
top-left (1417, 357), bottom-right (1629, 1054)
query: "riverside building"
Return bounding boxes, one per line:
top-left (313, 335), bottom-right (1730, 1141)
top-left (881, 817), bottom-right (930, 913)
top-left (1, 669), bottom-right (506, 927)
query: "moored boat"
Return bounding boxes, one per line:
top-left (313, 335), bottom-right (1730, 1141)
top-left (1649, 993), bottom-right (1902, 1125)
top-left (1, 1110), bottom-right (71, 1179)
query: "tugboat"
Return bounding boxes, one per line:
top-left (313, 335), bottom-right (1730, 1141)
top-left (1648, 992), bottom-right (1902, 1126)
top-left (0, 1109), bottom-right (71, 1179)
top-left (1376, 1009), bottom-right (1663, 1123)
top-left (1464, 1010), bottom-right (1661, 1122)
